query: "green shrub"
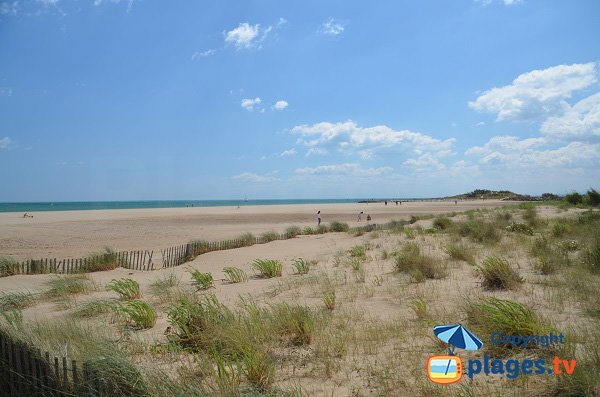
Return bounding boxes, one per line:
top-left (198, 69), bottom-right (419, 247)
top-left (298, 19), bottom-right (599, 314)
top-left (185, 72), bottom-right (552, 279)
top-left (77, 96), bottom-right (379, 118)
top-left (465, 297), bottom-right (555, 353)
top-left (323, 290), bottom-right (336, 310)
top-left (476, 256), bottom-right (523, 290)
top-left (349, 244), bottom-right (367, 259)
top-left (534, 256), bottom-right (558, 275)
top-left (84, 246), bottom-right (120, 272)
top-left (587, 188), bottom-right (600, 206)
top-left (223, 267), bottom-right (248, 283)
top-left (116, 300), bottom-right (157, 329)
top-left (581, 239), bottom-right (600, 273)
top-left (242, 348), bottom-right (275, 390)
top-left (188, 269), bottom-right (214, 291)
top-left (565, 192), bottom-right (583, 205)
top-left (316, 224), bottom-right (329, 234)
top-left (551, 221), bottom-right (569, 237)
top-left (0, 257), bottom-right (19, 277)
top-left (329, 221), bottom-right (349, 232)
top-left (522, 207), bottom-right (539, 227)
top-left (0, 292), bottom-right (35, 312)
top-left (291, 258), bottom-right (311, 275)
top-left (505, 223), bottom-right (534, 235)
top-left (252, 259), bottom-right (283, 278)
top-left (394, 243), bottom-right (446, 281)
top-left (86, 354), bottom-right (149, 397)
top-left (106, 278), bottom-right (141, 300)
top-left (260, 231), bottom-right (279, 242)
top-left (46, 275), bottom-right (93, 298)
top-left (270, 303), bottom-right (315, 345)
top-left (410, 298), bottom-right (428, 320)
top-left (302, 226), bottom-right (314, 235)
top-left (71, 299), bottom-right (117, 318)
top-left (409, 215), bottom-right (419, 224)
top-left (433, 216), bottom-right (452, 230)
top-left (238, 232), bottom-right (256, 247)
top-left (404, 228), bottom-right (416, 239)
top-left (285, 226), bottom-right (302, 238)
top-left (444, 243), bottom-right (476, 265)
top-left (457, 220), bottom-right (501, 244)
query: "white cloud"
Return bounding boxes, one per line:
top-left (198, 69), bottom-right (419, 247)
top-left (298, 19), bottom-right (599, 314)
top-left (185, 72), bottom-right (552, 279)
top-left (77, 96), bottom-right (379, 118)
top-left (292, 120), bottom-right (455, 165)
top-left (37, 0), bottom-right (58, 5)
top-left (192, 49), bottom-right (216, 60)
top-left (469, 62), bottom-right (597, 121)
top-left (475, 0), bottom-right (523, 5)
top-left (0, 1), bottom-right (18, 15)
top-left (232, 172), bottom-right (279, 183)
top-left (0, 137), bottom-right (11, 149)
top-left (93, 0), bottom-right (136, 11)
top-left (279, 148), bottom-right (296, 157)
top-left (465, 135), bottom-right (600, 168)
top-left (224, 22), bottom-right (274, 49)
top-left (321, 18), bottom-right (346, 35)
top-left (241, 97), bottom-right (261, 111)
top-left (305, 147), bottom-right (328, 157)
top-left (540, 92), bottom-right (600, 139)
top-left (295, 163), bottom-right (393, 177)
top-left (272, 100), bottom-right (288, 110)
top-left (0, 87), bottom-right (12, 96)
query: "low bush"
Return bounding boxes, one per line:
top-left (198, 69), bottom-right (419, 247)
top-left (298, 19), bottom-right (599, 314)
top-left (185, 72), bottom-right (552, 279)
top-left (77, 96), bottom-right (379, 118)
top-left (291, 258), bottom-right (310, 275)
top-left (565, 192), bottom-right (584, 205)
top-left (394, 243), bottom-right (446, 281)
top-left (329, 221), bottom-right (349, 232)
top-left (534, 256), bottom-right (558, 275)
top-left (551, 221), bottom-right (569, 237)
top-left (252, 259), bottom-right (283, 278)
top-left (444, 243), bottom-right (476, 265)
top-left (116, 300), bottom-right (157, 329)
top-left (285, 226), bottom-right (302, 238)
top-left (587, 188), bottom-right (600, 206)
top-left (260, 231), bottom-right (279, 242)
top-left (238, 232), bottom-right (256, 247)
top-left (46, 275), bottom-right (93, 298)
top-left (242, 348), bottom-right (275, 390)
top-left (505, 223), bottom-right (534, 235)
top-left (433, 216), bottom-right (452, 230)
top-left (456, 220), bottom-right (501, 244)
top-left (581, 238), bottom-right (600, 273)
top-left (0, 257), bottom-right (19, 277)
top-left (71, 299), bottom-right (117, 318)
top-left (0, 291), bottom-right (35, 312)
top-left (187, 269), bottom-right (214, 291)
top-left (302, 226), bottom-right (314, 235)
top-left (106, 278), bottom-right (141, 300)
top-left (323, 290), bottom-right (336, 310)
top-left (476, 256), bottom-right (523, 290)
top-left (223, 267), bottom-right (248, 283)
top-left (349, 244), bottom-right (367, 259)
top-left (84, 246), bottom-right (120, 272)
top-left (316, 224), bottom-right (329, 234)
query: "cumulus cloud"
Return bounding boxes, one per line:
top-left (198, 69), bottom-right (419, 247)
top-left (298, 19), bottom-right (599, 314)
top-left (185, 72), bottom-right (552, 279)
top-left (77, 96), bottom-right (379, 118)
top-left (540, 92), bottom-right (600, 139)
top-left (272, 100), bottom-right (288, 110)
top-left (232, 172), bottom-right (279, 183)
top-left (224, 22), bottom-right (275, 49)
top-left (241, 97), bottom-right (261, 111)
top-left (469, 62), bottom-right (597, 121)
top-left (292, 120), bottom-right (455, 167)
top-left (305, 147), bottom-right (328, 157)
top-left (465, 135), bottom-right (600, 168)
top-left (321, 18), bottom-right (346, 35)
top-left (295, 163), bottom-right (393, 177)
top-left (0, 137), bottom-right (12, 149)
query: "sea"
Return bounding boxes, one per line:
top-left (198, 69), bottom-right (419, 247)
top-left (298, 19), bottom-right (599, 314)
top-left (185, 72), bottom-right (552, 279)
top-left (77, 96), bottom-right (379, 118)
top-left (0, 199), bottom-right (388, 213)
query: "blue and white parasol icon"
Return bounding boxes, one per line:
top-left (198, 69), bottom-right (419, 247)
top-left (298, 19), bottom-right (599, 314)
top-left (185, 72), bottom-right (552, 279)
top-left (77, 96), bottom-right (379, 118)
top-left (434, 324), bottom-right (483, 355)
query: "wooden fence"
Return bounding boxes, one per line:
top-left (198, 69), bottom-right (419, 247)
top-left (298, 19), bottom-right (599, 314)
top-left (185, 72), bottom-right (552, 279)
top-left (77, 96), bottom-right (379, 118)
top-left (0, 329), bottom-right (114, 396)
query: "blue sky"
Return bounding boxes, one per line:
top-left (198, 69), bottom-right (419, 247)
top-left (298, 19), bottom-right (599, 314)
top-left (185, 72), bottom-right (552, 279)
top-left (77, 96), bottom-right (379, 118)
top-left (0, 0), bottom-right (599, 201)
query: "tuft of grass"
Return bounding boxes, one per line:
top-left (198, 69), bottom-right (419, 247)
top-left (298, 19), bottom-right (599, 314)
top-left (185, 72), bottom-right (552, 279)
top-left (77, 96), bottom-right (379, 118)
top-left (522, 206), bottom-right (539, 227)
top-left (329, 221), bottom-right (349, 232)
top-left (187, 268), bottom-right (214, 291)
top-left (456, 219), bottom-right (501, 244)
top-left (302, 226), bottom-right (314, 235)
top-left (432, 216), bottom-right (452, 230)
top-left (242, 348), bottom-right (275, 390)
top-left (444, 243), bottom-right (476, 265)
top-left (84, 246), bottom-right (120, 272)
top-left (476, 255), bottom-right (523, 290)
top-left (323, 290), bottom-right (336, 310)
top-left (551, 221), bottom-right (569, 237)
top-left (261, 230), bottom-right (279, 242)
top-left (116, 299), bottom-right (157, 329)
top-left (291, 258), bottom-right (311, 275)
top-left (410, 298), bottom-right (428, 320)
top-left (0, 257), bottom-right (19, 277)
top-left (46, 275), bottom-right (93, 298)
top-left (533, 256), bottom-right (558, 275)
top-left (465, 297), bottom-right (555, 353)
top-left (106, 278), bottom-right (141, 300)
top-left (349, 244), bottom-right (368, 259)
top-left (285, 226), bottom-right (302, 238)
top-left (149, 272), bottom-right (180, 295)
top-left (581, 238), bottom-right (600, 273)
top-left (252, 259), bottom-right (283, 278)
top-left (404, 228), bottom-right (416, 239)
top-left (316, 224), bottom-right (329, 234)
top-left (0, 291), bottom-right (35, 312)
top-left (223, 267), bottom-right (248, 283)
top-left (505, 223), bottom-right (534, 235)
top-left (71, 299), bottom-right (117, 318)
top-left (270, 303), bottom-right (315, 345)
top-left (238, 232), bottom-right (256, 247)
top-left (394, 243), bottom-right (447, 281)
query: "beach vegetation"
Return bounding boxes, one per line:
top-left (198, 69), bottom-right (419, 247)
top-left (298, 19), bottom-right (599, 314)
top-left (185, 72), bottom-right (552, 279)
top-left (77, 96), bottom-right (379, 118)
top-left (285, 226), bottom-right (302, 238)
top-left (349, 244), bottom-right (368, 259)
top-left (323, 290), bottom-right (336, 310)
top-left (0, 257), bottom-right (19, 277)
top-left (188, 269), bottom-right (214, 291)
top-left (505, 222), bottom-right (534, 235)
top-left (410, 298), bottom-right (428, 320)
top-left (0, 291), bottom-right (35, 312)
top-left (404, 228), bottom-right (416, 239)
top-left (238, 232), bottom-right (256, 247)
top-left (444, 242), bottom-right (476, 265)
top-left (476, 255), bottom-right (523, 290)
top-left (291, 258), bottom-right (310, 275)
top-left (329, 221), bottom-right (349, 232)
top-left (302, 226), bottom-right (314, 235)
top-left (252, 259), bottom-right (283, 278)
top-left (84, 246), bottom-right (120, 272)
top-left (116, 299), bottom-right (157, 329)
top-left (587, 188), bottom-right (600, 206)
top-left (71, 298), bottom-right (117, 318)
top-left (46, 275), bottom-right (93, 298)
top-left (565, 191), bottom-right (584, 205)
top-left (261, 230), bottom-right (279, 242)
top-left (432, 216), bottom-right (452, 230)
top-left (316, 224), bottom-right (329, 234)
top-left (394, 243), bottom-right (447, 281)
top-left (223, 267), bottom-right (248, 283)
top-left (106, 278), bottom-right (142, 300)
top-left (455, 219), bottom-right (501, 244)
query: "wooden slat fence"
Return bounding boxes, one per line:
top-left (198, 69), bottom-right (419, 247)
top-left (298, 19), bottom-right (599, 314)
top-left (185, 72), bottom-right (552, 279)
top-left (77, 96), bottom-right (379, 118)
top-left (0, 329), bottom-right (114, 396)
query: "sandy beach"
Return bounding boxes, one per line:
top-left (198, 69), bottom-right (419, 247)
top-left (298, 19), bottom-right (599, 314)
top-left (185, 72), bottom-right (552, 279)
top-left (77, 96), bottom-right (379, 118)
top-left (0, 200), bottom-right (508, 260)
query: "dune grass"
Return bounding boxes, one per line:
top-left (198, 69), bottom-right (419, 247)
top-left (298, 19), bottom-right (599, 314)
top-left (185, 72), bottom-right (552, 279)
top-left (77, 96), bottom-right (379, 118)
top-left (46, 274), bottom-right (94, 298)
top-left (285, 226), bottom-right (302, 238)
top-left (116, 300), bottom-right (157, 329)
top-left (444, 242), bottom-right (476, 265)
top-left (71, 298), bottom-right (117, 318)
top-left (223, 267), bottom-right (248, 283)
top-left (260, 230), bottom-right (279, 242)
top-left (106, 278), bottom-right (141, 300)
top-left (432, 216), bottom-right (452, 230)
top-left (476, 255), bottom-right (523, 290)
top-left (188, 269), bottom-right (214, 291)
top-left (252, 259), bottom-right (283, 278)
top-left (0, 291), bottom-right (36, 312)
top-left (0, 257), bottom-right (19, 277)
top-left (329, 221), bottom-right (349, 232)
top-left (394, 243), bottom-right (447, 282)
top-left (84, 246), bottom-right (121, 272)
top-left (237, 232), bottom-right (256, 247)
top-left (291, 258), bottom-right (311, 275)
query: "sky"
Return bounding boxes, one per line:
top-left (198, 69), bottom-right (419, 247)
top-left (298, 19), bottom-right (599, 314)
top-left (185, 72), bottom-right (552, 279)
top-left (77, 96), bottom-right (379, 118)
top-left (0, 0), bottom-right (599, 201)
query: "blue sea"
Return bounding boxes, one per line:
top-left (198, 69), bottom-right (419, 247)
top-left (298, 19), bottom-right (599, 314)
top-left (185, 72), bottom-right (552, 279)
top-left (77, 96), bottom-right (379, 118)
top-left (0, 199), bottom-right (385, 213)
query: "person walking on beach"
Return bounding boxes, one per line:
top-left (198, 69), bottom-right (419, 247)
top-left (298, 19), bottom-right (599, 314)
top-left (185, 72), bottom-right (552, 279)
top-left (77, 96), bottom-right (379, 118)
top-left (317, 211), bottom-right (321, 226)
top-left (357, 211), bottom-right (363, 222)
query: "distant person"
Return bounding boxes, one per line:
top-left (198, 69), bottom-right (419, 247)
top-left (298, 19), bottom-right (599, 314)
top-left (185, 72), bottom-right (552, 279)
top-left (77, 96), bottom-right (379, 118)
top-left (366, 214), bottom-right (372, 222)
top-left (455, 200), bottom-right (458, 205)
top-left (317, 210), bottom-right (321, 226)
top-left (395, 201), bottom-right (398, 206)
top-left (357, 211), bottom-right (363, 222)
top-left (385, 201), bottom-right (388, 206)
